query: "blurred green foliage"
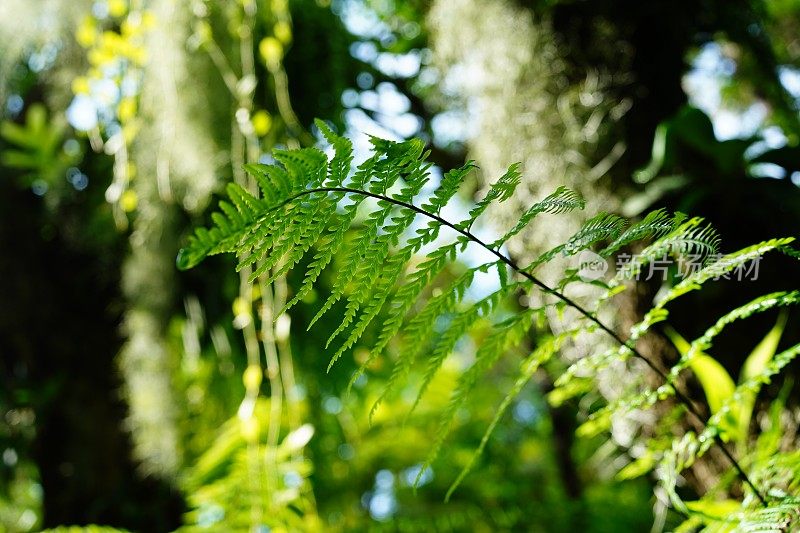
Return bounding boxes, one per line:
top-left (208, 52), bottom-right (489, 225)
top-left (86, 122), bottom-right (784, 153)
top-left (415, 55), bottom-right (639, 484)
top-left (0, 0), bottom-right (799, 532)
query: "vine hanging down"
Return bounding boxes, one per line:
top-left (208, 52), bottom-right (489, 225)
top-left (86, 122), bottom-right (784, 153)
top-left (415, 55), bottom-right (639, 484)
top-left (178, 120), bottom-right (800, 527)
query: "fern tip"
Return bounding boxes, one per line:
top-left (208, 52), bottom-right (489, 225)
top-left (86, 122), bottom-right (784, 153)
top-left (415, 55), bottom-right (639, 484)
top-left (176, 247), bottom-right (199, 271)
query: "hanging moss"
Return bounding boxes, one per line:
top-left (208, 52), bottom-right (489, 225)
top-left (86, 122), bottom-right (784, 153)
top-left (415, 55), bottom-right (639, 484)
top-left (118, 0), bottom-right (230, 475)
top-left (429, 0), bottom-right (627, 265)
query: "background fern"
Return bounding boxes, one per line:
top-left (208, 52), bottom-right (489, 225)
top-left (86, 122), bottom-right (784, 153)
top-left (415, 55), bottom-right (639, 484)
top-left (179, 122), bottom-right (800, 529)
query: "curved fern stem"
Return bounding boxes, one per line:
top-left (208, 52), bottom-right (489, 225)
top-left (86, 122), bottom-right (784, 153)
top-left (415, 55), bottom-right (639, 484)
top-left (260, 184), bottom-right (768, 506)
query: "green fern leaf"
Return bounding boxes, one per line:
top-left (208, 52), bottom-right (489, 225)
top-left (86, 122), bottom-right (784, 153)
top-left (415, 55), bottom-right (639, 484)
top-left (368, 259), bottom-right (486, 421)
top-left (322, 146), bottom-right (431, 355)
top-left (736, 496), bottom-right (800, 532)
top-left (670, 291), bottom-right (800, 379)
top-left (416, 308), bottom-right (537, 487)
top-left (347, 229), bottom-right (454, 391)
top-left (616, 216), bottom-right (719, 282)
top-left (491, 186), bottom-right (585, 248)
top-left (460, 162), bottom-right (523, 229)
top-left (445, 334), bottom-right (560, 500)
top-left (655, 237), bottom-right (795, 307)
top-left (422, 162), bottom-right (477, 214)
top-left (307, 143), bottom-right (413, 329)
top-left (526, 213), bottom-right (626, 270)
top-left (408, 274), bottom-right (525, 417)
top-left (178, 126), bottom-right (797, 504)
top-left (244, 150), bottom-right (330, 280)
top-left (599, 208), bottom-right (674, 256)
top-left (278, 127), bottom-right (355, 313)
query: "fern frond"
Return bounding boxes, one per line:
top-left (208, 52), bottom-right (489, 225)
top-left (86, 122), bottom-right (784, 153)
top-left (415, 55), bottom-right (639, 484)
top-left (322, 159), bottom-right (434, 363)
top-left (422, 162), bottom-right (477, 214)
top-left (656, 237), bottom-right (796, 306)
top-left (658, 431), bottom-right (712, 512)
top-left (615, 216), bottom-right (720, 282)
top-left (279, 127), bottom-right (354, 313)
top-left (491, 186), bottom-right (585, 248)
top-left (179, 126), bottom-right (795, 506)
top-left (408, 276), bottom-right (528, 417)
top-left (445, 334), bottom-right (560, 501)
top-left (460, 162), bottom-right (522, 229)
top-left (307, 141), bottom-right (416, 330)
top-left (608, 292), bottom-right (800, 429)
top-left (670, 291), bottom-right (800, 379)
top-left (176, 182), bottom-right (267, 270)
top-left (328, 229), bottom-right (438, 370)
top-left (252, 156), bottom-right (336, 283)
top-left (599, 208), bottom-right (674, 256)
top-left (416, 309), bottom-right (538, 487)
top-left (260, 125), bottom-right (355, 286)
top-left (526, 212), bottom-right (627, 270)
top-left (367, 261), bottom-right (504, 421)
top-left (594, 239), bottom-right (799, 399)
top-left (779, 243), bottom-right (800, 259)
top-left (314, 119), bottom-right (352, 187)
top-left (348, 232), bottom-right (454, 391)
top-left (704, 342), bottom-right (800, 442)
top-left (738, 497), bottom-right (800, 532)
top-left (348, 160), bottom-right (481, 385)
